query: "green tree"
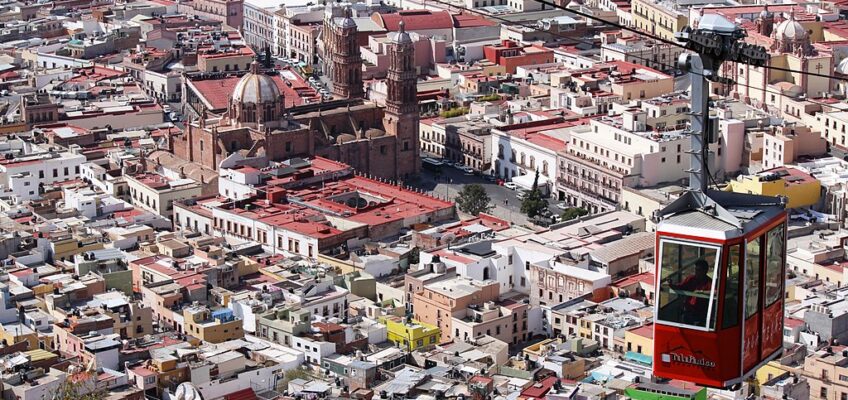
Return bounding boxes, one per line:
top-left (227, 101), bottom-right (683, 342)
top-left (439, 107), bottom-right (470, 118)
top-left (561, 207), bottom-right (589, 221)
top-left (520, 170), bottom-right (547, 218)
top-left (263, 47), bottom-right (273, 69)
top-left (53, 375), bottom-right (105, 400)
top-left (280, 368), bottom-right (312, 388)
top-left (455, 184), bottom-right (492, 216)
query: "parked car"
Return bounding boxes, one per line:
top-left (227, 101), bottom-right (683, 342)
top-left (504, 182), bottom-right (518, 190)
top-left (459, 166), bottom-right (474, 174)
top-left (516, 190), bottom-right (528, 200)
top-left (556, 202), bottom-right (568, 210)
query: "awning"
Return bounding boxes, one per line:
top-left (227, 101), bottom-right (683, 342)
top-left (625, 351), bottom-right (652, 366)
top-left (511, 173), bottom-right (550, 193)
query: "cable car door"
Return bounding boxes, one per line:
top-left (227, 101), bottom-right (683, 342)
top-left (742, 235), bottom-right (762, 372)
top-left (761, 223), bottom-right (786, 359)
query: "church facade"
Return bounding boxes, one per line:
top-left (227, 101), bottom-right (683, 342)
top-left (713, 7), bottom-right (833, 111)
top-left (174, 4), bottom-right (420, 180)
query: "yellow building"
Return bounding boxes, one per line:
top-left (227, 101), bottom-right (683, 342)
top-left (631, 0), bottom-right (688, 41)
top-left (0, 323), bottom-right (39, 350)
top-left (183, 306), bottom-right (244, 344)
top-left (726, 167), bottom-right (820, 209)
top-left (624, 324), bottom-right (654, 358)
top-left (381, 316), bottom-right (439, 351)
top-left (51, 234), bottom-right (104, 263)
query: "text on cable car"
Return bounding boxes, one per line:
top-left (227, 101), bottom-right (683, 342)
top-left (662, 353), bottom-right (716, 368)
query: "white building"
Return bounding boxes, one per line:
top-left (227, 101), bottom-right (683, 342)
top-left (557, 105), bottom-right (745, 212)
top-left (63, 187), bottom-right (130, 218)
top-left (244, 0), bottom-right (281, 52)
top-left (490, 123), bottom-right (567, 194)
top-left (291, 335), bottom-right (336, 364)
top-left (0, 142), bottom-right (86, 204)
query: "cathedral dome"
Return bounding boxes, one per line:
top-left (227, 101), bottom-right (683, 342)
top-left (388, 21), bottom-right (412, 44)
top-left (232, 61), bottom-right (281, 105)
top-left (775, 10), bottom-right (808, 41)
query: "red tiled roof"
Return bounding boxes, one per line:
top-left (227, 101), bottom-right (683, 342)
top-left (225, 388), bottom-right (257, 400)
top-left (628, 323), bottom-right (653, 339)
top-left (376, 10), bottom-right (454, 31)
top-left (785, 317), bottom-right (804, 329)
top-left (189, 70), bottom-right (318, 111)
top-left (520, 376), bottom-right (559, 399)
top-left (452, 13), bottom-right (497, 28)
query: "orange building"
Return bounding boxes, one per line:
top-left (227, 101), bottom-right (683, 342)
top-left (483, 40), bottom-right (554, 74)
top-left (412, 277), bottom-right (500, 343)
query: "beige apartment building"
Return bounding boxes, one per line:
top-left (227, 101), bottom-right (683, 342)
top-left (630, 0), bottom-right (688, 42)
top-left (804, 349), bottom-right (848, 400)
top-left (126, 173), bottom-right (202, 218)
top-left (451, 292), bottom-right (531, 345)
top-left (412, 277), bottom-right (500, 343)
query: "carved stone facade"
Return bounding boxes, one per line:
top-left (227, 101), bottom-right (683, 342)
top-left (324, 6), bottom-right (364, 99)
top-left (384, 21), bottom-right (420, 177)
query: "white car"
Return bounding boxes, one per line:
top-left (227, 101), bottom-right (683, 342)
top-left (516, 190), bottom-right (528, 200)
top-left (556, 202), bottom-right (568, 210)
top-left (459, 166), bottom-right (474, 174)
top-left (504, 182), bottom-right (518, 190)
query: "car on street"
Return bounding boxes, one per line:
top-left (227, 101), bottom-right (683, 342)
top-left (516, 190), bottom-right (528, 200)
top-left (556, 202), bottom-right (568, 210)
top-left (504, 182), bottom-right (518, 190)
top-left (482, 174), bottom-right (497, 182)
top-left (459, 166), bottom-right (474, 174)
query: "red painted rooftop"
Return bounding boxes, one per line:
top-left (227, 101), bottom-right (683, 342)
top-left (190, 70), bottom-right (319, 110)
top-left (374, 10), bottom-right (454, 31)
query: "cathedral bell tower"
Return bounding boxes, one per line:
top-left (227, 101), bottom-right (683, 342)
top-left (327, 6), bottom-right (364, 99)
top-left (383, 21), bottom-right (420, 177)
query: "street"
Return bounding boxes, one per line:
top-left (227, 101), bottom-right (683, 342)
top-left (407, 165), bottom-right (561, 227)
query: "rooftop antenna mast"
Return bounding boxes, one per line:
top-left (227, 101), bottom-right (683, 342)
top-left (674, 14), bottom-right (769, 205)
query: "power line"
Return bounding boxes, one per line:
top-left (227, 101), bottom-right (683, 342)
top-left (425, 0), bottom-right (842, 114)
top-left (533, 0), bottom-right (848, 84)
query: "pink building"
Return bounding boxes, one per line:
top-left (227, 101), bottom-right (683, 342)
top-left (176, 0), bottom-right (243, 29)
top-left (413, 277), bottom-right (501, 343)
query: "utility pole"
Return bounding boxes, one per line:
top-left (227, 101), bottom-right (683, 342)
top-left (674, 14), bottom-right (768, 205)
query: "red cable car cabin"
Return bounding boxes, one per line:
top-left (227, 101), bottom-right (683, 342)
top-left (652, 190), bottom-right (787, 389)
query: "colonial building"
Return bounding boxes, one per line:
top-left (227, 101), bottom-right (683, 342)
top-left (714, 7), bottom-right (833, 108)
top-left (174, 5), bottom-right (419, 179)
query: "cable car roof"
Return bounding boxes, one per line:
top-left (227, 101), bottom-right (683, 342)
top-left (656, 190), bottom-right (786, 241)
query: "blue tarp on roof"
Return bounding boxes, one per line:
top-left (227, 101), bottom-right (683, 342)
top-left (626, 351), bottom-right (653, 366)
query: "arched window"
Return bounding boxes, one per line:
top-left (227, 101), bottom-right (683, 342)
top-left (520, 152), bottom-right (525, 166)
top-left (529, 156), bottom-right (535, 170)
top-left (483, 267), bottom-right (490, 280)
top-left (542, 161), bottom-right (549, 176)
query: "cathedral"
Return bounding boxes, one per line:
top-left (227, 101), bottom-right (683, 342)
top-left (173, 4), bottom-right (420, 180)
top-left (714, 6), bottom-right (833, 111)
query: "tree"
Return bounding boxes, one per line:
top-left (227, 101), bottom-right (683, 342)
top-left (561, 207), bottom-right (589, 221)
top-left (520, 170), bottom-right (547, 218)
top-left (263, 46), bottom-right (273, 69)
top-left (53, 374), bottom-right (105, 400)
top-left (455, 184), bottom-right (492, 216)
top-left (280, 367), bottom-right (312, 388)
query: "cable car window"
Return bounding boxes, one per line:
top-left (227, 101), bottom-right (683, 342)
top-left (746, 237), bottom-right (762, 319)
top-left (723, 244), bottom-right (742, 329)
top-left (658, 240), bottom-right (720, 330)
top-left (765, 225), bottom-right (785, 307)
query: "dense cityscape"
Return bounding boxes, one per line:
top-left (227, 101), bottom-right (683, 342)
top-left (0, 0), bottom-right (843, 398)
